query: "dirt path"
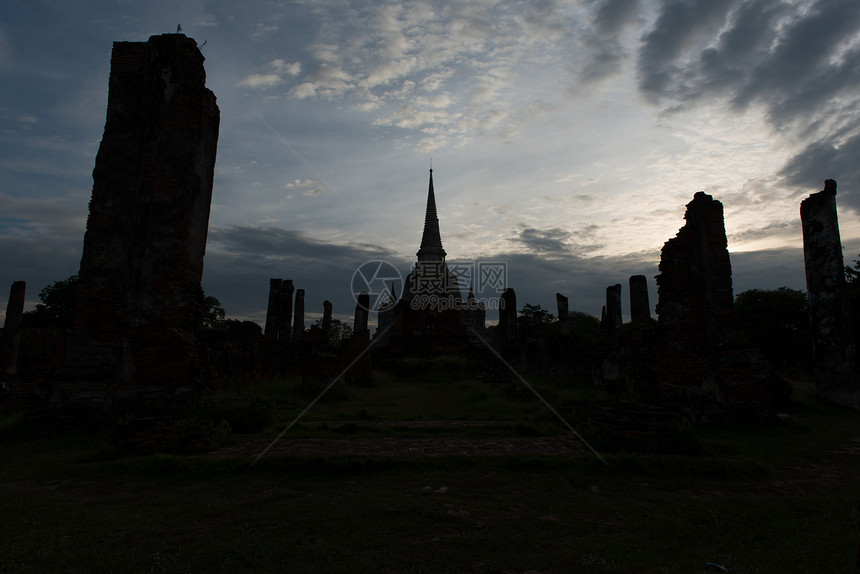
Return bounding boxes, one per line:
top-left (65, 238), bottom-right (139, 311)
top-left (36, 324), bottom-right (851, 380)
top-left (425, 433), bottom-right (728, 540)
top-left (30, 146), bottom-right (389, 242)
top-left (210, 420), bottom-right (589, 459)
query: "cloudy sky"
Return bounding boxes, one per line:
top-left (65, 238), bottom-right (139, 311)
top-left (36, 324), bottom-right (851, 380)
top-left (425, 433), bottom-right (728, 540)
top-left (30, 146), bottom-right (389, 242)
top-left (2, 0), bottom-right (860, 328)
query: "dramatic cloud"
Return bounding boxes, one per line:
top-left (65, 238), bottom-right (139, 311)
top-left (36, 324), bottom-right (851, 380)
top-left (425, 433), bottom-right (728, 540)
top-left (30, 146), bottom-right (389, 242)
top-left (236, 59), bottom-right (301, 89)
top-left (2, 0), bottom-right (855, 327)
top-left (515, 227), bottom-right (574, 255)
top-left (236, 73), bottom-right (283, 89)
top-left (635, 0), bottom-right (860, 204)
top-left (577, 0), bottom-right (642, 83)
top-left (779, 132), bottom-right (860, 211)
top-left (203, 225), bottom-right (410, 322)
top-left (637, 0), bottom-right (735, 100)
top-left (593, 0), bottom-right (641, 33)
top-left (271, 0), bottom-right (608, 149)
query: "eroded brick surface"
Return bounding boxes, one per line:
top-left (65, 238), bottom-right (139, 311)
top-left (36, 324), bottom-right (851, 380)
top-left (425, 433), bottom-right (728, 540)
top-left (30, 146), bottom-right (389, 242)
top-left (49, 34), bottom-right (219, 405)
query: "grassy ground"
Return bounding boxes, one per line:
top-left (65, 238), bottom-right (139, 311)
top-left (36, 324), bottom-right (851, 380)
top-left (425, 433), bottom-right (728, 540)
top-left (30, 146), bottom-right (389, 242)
top-left (0, 366), bottom-right (858, 573)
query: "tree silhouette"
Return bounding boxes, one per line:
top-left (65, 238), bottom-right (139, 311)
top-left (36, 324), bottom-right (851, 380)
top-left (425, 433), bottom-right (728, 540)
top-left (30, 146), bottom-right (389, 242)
top-left (734, 287), bottom-right (811, 372)
top-left (519, 303), bottom-right (555, 324)
top-left (23, 275), bottom-right (78, 328)
top-left (202, 295), bottom-right (226, 329)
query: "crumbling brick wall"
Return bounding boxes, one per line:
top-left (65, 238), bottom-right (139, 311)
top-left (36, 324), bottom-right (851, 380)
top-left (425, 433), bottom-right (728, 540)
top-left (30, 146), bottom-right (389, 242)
top-left (800, 179), bottom-right (859, 406)
top-left (647, 192), bottom-right (785, 409)
top-left (49, 34), bottom-right (219, 405)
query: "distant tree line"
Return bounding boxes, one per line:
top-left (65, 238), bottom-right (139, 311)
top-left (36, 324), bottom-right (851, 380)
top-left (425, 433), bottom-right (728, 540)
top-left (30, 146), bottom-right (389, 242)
top-left (21, 275), bottom-right (227, 331)
top-left (30, 264), bottom-right (860, 378)
top-left (19, 275), bottom-right (357, 345)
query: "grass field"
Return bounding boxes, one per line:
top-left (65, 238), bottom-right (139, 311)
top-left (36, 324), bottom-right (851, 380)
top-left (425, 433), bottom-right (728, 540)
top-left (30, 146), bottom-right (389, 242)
top-left (0, 363), bottom-right (858, 573)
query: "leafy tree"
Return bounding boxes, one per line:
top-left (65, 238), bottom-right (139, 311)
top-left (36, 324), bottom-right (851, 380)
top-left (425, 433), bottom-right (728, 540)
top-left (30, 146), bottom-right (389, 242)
top-left (844, 254), bottom-right (860, 344)
top-left (518, 303), bottom-right (556, 340)
top-left (202, 295), bottom-right (226, 329)
top-left (311, 317), bottom-right (353, 348)
top-left (23, 275), bottom-right (78, 327)
top-left (734, 287), bottom-right (812, 372)
top-left (845, 255), bottom-right (860, 286)
top-left (519, 303), bottom-right (555, 324)
top-left (568, 310), bottom-right (602, 344)
top-left (329, 318), bottom-right (353, 341)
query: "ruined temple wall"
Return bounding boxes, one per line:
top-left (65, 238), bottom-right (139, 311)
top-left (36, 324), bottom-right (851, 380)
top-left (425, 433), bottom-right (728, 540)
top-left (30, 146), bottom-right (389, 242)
top-left (629, 275), bottom-right (651, 327)
top-left (656, 192), bottom-right (735, 348)
top-left (322, 300), bottom-right (333, 335)
top-left (800, 180), bottom-right (858, 401)
top-left (556, 293), bottom-right (570, 335)
top-left (648, 192), bottom-right (782, 408)
top-left (264, 278), bottom-right (282, 338)
top-left (277, 280), bottom-right (294, 341)
top-left (1, 281), bottom-right (26, 377)
top-left (605, 284), bottom-right (622, 349)
top-left (293, 289), bottom-right (305, 340)
top-left (56, 34), bottom-right (219, 396)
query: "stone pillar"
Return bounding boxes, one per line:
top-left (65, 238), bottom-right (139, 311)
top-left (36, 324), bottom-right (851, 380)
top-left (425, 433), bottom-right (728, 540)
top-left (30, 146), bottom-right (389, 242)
top-left (800, 179), bottom-right (858, 404)
top-left (3, 281), bottom-right (26, 336)
top-left (322, 300), bottom-right (332, 336)
top-left (605, 284), bottom-right (622, 329)
top-left (354, 292), bottom-right (369, 333)
top-left (50, 33), bottom-right (219, 402)
top-left (605, 284), bottom-right (622, 347)
top-left (556, 293), bottom-right (570, 335)
top-left (629, 275), bottom-right (651, 327)
top-left (498, 288), bottom-right (518, 349)
top-left (465, 287), bottom-right (486, 331)
top-left (375, 285), bottom-right (397, 346)
top-left (1, 281), bottom-right (26, 376)
top-left (264, 278), bottom-right (282, 339)
top-left (278, 280), bottom-right (294, 341)
top-left (656, 192), bottom-right (735, 345)
top-left (293, 288), bottom-right (305, 340)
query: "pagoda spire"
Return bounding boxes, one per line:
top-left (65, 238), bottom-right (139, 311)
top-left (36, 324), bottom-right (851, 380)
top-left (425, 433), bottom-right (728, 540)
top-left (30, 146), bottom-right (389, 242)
top-left (416, 168), bottom-right (447, 262)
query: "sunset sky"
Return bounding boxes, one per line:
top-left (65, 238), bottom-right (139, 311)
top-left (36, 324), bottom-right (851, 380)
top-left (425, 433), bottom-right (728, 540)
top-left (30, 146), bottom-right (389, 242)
top-left (2, 0), bottom-right (859, 327)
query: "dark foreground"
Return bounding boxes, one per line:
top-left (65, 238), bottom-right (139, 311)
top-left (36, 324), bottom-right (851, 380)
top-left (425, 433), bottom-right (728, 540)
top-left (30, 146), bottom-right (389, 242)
top-left (0, 384), bottom-right (858, 573)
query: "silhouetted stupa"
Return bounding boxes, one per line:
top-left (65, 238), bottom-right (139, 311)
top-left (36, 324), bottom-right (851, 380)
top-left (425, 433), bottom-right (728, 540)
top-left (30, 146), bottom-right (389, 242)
top-left (382, 170), bottom-right (471, 354)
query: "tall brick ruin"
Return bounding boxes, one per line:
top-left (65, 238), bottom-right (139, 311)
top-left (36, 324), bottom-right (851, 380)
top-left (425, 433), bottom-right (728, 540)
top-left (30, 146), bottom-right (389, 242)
top-left (629, 275), bottom-right (651, 327)
top-left (604, 284), bottom-right (622, 349)
top-left (0, 281), bottom-right (26, 380)
top-left (656, 192), bottom-right (735, 346)
top-left (354, 292), bottom-right (370, 334)
top-left (264, 278), bottom-right (294, 342)
top-left (498, 288), bottom-right (518, 352)
top-left (800, 179), bottom-right (859, 407)
top-left (293, 289), bottom-right (305, 340)
top-left (322, 300), bottom-right (333, 336)
top-left (556, 293), bottom-right (570, 335)
top-left (651, 192), bottom-right (781, 408)
top-left (49, 34), bottom-right (219, 404)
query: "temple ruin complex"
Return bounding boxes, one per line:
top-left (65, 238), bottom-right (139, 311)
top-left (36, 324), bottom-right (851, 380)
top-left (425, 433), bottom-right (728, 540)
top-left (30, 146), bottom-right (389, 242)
top-left (382, 170), bottom-right (473, 354)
